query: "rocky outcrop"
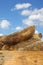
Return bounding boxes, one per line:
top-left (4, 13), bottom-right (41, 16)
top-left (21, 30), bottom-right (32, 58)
top-left (0, 26), bottom-right (43, 50)
top-left (0, 26), bottom-right (35, 45)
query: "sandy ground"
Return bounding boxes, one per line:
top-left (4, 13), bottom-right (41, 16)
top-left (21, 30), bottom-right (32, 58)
top-left (0, 51), bottom-right (43, 65)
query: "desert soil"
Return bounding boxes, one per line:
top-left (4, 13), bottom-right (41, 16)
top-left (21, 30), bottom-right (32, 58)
top-left (0, 51), bottom-right (43, 65)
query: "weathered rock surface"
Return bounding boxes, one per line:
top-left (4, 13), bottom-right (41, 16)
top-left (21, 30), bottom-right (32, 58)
top-left (0, 26), bottom-right (43, 50)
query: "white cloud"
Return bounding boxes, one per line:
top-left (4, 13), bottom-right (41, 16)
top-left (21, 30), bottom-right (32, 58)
top-left (21, 8), bottom-right (43, 16)
top-left (21, 9), bottom-right (39, 16)
top-left (29, 14), bottom-right (39, 21)
top-left (39, 14), bottom-right (43, 22)
top-left (14, 3), bottom-right (31, 10)
top-left (22, 15), bottom-right (39, 26)
top-left (0, 34), bottom-right (4, 36)
top-left (16, 26), bottom-right (23, 31)
top-left (0, 20), bottom-right (10, 29)
top-left (22, 8), bottom-right (43, 26)
top-left (21, 10), bottom-right (32, 16)
top-left (35, 30), bottom-right (38, 34)
top-left (23, 19), bottom-right (35, 26)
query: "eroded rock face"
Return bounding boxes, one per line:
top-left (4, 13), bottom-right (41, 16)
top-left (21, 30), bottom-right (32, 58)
top-left (0, 26), bottom-right (35, 45)
top-left (0, 26), bottom-right (43, 50)
top-left (33, 33), bottom-right (42, 40)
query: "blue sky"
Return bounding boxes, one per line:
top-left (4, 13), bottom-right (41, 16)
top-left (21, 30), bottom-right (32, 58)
top-left (0, 0), bottom-right (43, 36)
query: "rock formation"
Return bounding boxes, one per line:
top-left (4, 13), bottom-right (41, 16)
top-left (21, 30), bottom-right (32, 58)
top-left (0, 26), bottom-right (43, 50)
